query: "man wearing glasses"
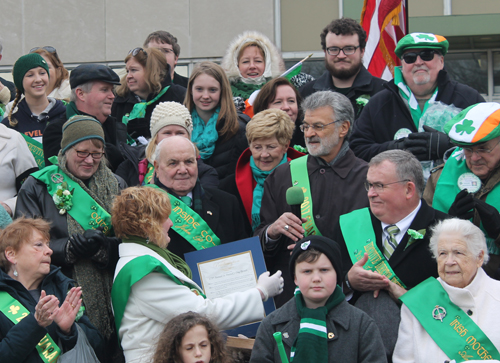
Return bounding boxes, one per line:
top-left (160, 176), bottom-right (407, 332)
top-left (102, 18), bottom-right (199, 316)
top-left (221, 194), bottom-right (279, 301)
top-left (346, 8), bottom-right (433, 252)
top-left (350, 33), bottom-right (485, 166)
top-left (425, 102), bottom-right (500, 278)
top-left (334, 149), bottom-right (448, 359)
top-left (255, 91), bottom-right (369, 307)
top-left (300, 18), bottom-right (386, 118)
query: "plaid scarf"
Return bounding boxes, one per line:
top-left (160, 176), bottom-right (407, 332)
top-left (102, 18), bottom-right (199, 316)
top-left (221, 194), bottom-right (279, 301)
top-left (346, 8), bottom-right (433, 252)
top-left (290, 286), bottom-right (345, 362)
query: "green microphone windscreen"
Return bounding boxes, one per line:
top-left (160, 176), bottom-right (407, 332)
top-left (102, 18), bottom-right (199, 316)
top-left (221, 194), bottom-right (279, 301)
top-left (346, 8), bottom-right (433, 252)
top-left (286, 186), bottom-right (304, 205)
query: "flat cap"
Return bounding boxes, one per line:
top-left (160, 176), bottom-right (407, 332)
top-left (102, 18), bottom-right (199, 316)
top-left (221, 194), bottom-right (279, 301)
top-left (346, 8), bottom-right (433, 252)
top-left (70, 63), bottom-right (121, 89)
top-left (395, 32), bottom-right (449, 58)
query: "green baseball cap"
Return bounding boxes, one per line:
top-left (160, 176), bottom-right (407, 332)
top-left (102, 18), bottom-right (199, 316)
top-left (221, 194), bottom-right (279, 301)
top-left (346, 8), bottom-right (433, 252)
top-left (395, 33), bottom-right (449, 58)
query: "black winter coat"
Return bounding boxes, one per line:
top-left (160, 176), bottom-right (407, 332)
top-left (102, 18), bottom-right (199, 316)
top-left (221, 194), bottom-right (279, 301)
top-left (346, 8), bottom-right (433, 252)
top-left (349, 69), bottom-right (486, 162)
top-left (0, 266), bottom-right (104, 363)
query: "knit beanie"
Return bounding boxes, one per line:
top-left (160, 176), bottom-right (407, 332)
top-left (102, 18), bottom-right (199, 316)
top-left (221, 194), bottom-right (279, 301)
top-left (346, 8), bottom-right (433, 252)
top-left (150, 102), bottom-right (193, 139)
top-left (445, 102), bottom-right (500, 146)
top-left (13, 53), bottom-right (50, 94)
top-left (395, 33), bottom-right (449, 58)
top-left (289, 236), bottom-right (343, 279)
top-left (61, 115), bottom-right (105, 154)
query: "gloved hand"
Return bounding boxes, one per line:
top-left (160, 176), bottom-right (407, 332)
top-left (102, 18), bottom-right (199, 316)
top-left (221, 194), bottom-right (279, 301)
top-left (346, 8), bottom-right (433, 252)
top-left (407, 125), bottom-right (452, 161)
top-left (387, 137), bottom-right (428, 161)
top-left (256, 270), bottom-right (284, 301)
top-left (474, 198), bottom-right (500, 239)
top-left (68, 227), bottom-right (106, 259)
top-left (448, 189), bottom-right (475, 220)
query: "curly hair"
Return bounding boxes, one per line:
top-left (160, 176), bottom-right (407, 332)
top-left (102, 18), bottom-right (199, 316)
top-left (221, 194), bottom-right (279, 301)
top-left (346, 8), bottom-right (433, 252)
top-left (0, 217), bottom-right (51, 271)
top-left (184, 61), bottom-right (240, 142)
top-left (152, 312), bottom-right (231, 363)
top-left (116, 48), bottom-right (168, 98)
top-left (253, 77), bottom-right (303, 123)
top-left (246, 109), bottom-right (295, 147)
top-left (111, 187), bottom-right (172, 248)
top-left (320, 18), bottom-right (367, 51)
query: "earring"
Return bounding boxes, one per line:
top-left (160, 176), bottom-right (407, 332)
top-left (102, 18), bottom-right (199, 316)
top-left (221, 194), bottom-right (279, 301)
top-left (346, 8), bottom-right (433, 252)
top-left (13, 264), bottom-right (18, 277)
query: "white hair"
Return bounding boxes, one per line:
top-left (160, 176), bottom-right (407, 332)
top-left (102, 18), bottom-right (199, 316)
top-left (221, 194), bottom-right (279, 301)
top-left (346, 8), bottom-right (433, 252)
top-left (429, 218), bottom-right (489, 264)
top-left (155, 135), bottom-right (197, 162)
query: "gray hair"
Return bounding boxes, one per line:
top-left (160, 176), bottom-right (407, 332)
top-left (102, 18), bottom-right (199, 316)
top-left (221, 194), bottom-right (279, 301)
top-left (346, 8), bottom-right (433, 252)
top-left (70, 81), bottom-right (94, 103)
top-left (301, 91), bottom-right (354, 138)
top-left (155, 136), bottom-right (197, 162)
top-left (369, 150), bottom-right (425, 197)
top-left (429, 218), bottom-right (489, 265)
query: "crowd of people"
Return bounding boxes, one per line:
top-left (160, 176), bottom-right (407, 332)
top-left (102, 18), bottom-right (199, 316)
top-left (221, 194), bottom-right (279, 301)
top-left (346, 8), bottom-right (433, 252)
top-left (1, 16), bottom-right (500, 363)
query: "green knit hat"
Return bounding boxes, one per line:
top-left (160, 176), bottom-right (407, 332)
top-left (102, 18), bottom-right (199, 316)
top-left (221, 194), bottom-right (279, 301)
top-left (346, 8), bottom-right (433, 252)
top-left (61, 115), bottom-right (105, 154)
top-left (444, 102), bottom-right (500, 146)
top-left (12, 53), bottom-right (50, 94)
top-left (395, 33), bottom-right (449, 58)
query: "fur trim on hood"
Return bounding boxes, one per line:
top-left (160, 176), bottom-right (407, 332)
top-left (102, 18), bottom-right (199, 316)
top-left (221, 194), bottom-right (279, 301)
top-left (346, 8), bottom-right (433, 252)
top-left (222, 31), bottom-right (285, 84)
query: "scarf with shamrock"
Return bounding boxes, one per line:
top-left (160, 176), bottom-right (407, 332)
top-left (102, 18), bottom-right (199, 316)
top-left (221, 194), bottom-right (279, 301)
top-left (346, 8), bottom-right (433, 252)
top-left (191, 107), bottom-right (220, 160)
top-left (290, 286), bottom-right (345, 362)
top-left (249, 154), bottom-right (287, 231)
top-left (231, 81), bottom-right (266, 99)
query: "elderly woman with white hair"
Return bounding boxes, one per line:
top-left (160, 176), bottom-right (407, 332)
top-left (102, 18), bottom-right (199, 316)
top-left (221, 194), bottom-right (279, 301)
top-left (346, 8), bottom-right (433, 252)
top-left (393, 218), bottom-right (500, 363)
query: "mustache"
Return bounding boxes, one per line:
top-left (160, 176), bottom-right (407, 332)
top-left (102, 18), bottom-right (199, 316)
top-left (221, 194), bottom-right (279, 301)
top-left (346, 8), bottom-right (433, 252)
top-left (412, 65), bottom-right (429, 73)
top-left (306, 137), bottom-right (321, 144)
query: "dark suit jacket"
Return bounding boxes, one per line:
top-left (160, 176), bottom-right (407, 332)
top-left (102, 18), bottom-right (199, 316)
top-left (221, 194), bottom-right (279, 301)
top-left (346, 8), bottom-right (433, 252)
top-left (166, 186), bottom-right (249, 261)
top-left (334, 200), bottom-right (449, 300)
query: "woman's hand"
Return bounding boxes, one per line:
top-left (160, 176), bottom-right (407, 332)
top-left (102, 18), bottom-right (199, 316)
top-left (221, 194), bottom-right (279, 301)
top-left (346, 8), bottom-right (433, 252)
top-left (53, 287), bottom-right (82, 335)
top-left (35, 290), bottom-right (60, 328)
top-left (268, 213), bottom-right (306, 241)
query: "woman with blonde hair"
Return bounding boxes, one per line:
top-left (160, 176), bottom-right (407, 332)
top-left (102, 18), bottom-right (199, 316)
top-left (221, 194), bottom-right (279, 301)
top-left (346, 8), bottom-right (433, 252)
top-left (111, 186), bottom-right (283, 363)
top-left (112, 47), bottom-right (186, 141)
top-left (184, 61), bottom-right (249, 182)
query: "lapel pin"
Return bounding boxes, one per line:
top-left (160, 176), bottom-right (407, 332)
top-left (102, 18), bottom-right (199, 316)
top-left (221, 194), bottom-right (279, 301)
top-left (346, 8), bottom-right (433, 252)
top-left (207, 211), bottom-right (213, 215)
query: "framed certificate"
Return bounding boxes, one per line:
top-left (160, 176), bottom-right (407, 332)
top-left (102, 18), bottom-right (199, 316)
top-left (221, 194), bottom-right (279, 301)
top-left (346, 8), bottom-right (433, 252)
top-left (185, 236), bottom-right (276, 337)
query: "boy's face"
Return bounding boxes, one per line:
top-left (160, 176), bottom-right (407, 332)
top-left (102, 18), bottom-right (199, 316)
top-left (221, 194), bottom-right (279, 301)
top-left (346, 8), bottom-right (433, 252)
top-left (294, 253), bottom-right (337, 309)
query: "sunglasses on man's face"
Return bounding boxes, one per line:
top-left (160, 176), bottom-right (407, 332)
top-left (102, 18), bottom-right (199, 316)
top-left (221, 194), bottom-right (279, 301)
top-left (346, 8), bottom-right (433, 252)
top-left (401, 50), bottom-right (437, 64)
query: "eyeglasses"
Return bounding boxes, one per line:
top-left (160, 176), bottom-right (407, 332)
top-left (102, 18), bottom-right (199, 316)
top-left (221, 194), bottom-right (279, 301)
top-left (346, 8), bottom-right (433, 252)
top-left (300, 120), bottom-right (342, 132)
top-left (462, 138), bottom-right (500, 157)
top-left (129, 47), bottom-right (147, 57)
top-left (29, 46), bottom-right (57, 54)
top-left (326, 46), bottom-right (360, 56)
top-left (74, 150), bottom-right (105, 160)
top-left (401, 50), bottom-right (438, 64)
top-left (364, 179), bottom-right (410, 192)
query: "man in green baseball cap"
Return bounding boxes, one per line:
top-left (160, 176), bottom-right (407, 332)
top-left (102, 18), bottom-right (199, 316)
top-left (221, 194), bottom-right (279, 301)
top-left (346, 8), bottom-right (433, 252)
top-left (424, 102), bottom-right (500, 278)
top-left (350, 32), bottom-right (485, 171)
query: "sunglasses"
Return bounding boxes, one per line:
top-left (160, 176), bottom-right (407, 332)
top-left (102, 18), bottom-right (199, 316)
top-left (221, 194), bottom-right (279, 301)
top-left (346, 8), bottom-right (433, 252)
top-left (29, 46), bottom-right (57, 54)
top-left (128, 47), bottom-right (147, 57)
top-left (401, 50), bottom-right (438, 64)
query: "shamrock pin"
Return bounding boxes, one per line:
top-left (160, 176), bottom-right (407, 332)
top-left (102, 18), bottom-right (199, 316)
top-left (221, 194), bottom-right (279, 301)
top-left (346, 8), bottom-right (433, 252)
top-left (455, 119), bottom-right (475, 135)
top-left (416, 34), bottom-right (434, 41)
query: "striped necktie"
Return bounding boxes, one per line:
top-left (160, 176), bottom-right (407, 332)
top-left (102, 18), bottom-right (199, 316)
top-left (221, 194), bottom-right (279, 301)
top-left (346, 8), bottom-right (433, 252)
top-left (383, 224), bottom-right (400, 260)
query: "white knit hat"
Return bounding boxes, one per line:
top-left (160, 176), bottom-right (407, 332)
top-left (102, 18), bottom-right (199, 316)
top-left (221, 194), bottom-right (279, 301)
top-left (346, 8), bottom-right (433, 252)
top-left (150, 102), bottom-right (193, 139)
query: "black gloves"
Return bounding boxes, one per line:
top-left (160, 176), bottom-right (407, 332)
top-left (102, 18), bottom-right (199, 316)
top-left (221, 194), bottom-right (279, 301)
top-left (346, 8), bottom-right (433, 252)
top-left (475, 199), bottom-right (500, 239)
top-left (388, 126), bottom-right (452, 161)
top-left (68, 227), bottom-right (106, 259)
top-left (448, 189), bottom-right (475, 220)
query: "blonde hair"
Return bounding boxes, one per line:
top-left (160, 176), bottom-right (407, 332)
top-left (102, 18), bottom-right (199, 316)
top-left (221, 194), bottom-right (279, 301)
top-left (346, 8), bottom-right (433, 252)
top-left (111, 187), bottom-right (172, 248)
top-left (246, 109), bottom-right (295, 146)
top-left (31, 48), bottom-right (69, 89)
top-left (184, 61), bottom-right (239, 142)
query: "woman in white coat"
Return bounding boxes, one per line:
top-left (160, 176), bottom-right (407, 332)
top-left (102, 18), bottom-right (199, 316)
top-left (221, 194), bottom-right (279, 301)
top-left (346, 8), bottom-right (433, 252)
top-left (111, 186), bottom-right (284, 363)
top-left (393, 218), bottom-right (500, 363)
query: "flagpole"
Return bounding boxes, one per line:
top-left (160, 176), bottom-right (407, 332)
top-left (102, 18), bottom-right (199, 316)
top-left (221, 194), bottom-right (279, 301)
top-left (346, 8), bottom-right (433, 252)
top-left (280, 53), bottom-right (313, 78)
top-left (405, 0), bottom-right (409, 33)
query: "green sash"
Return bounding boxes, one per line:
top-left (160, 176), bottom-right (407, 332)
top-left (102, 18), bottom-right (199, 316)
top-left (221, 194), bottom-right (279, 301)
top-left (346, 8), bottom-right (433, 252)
top-left (433, 148), bottom-right (500, 254)
top-left (21, 133), bottom-right (45, 168)
top-left (339, 208), bottom-right (406, 288)
top-left (400, 277), bottom-right (500, 362)
top-left (111, 254), bottom-right (205, 336)
top-left (144, 162), bottom-right (154, 185)
top-left (289, 156), bottom-right (322, 236)
top-left (0, 291), bottom-right (61, 363)
top-left (31, 156), bottom-right (113, 235)
top-left (147, 184), bottom-right (221, 250)
top-left (121, 86), bottom-right (170, 125)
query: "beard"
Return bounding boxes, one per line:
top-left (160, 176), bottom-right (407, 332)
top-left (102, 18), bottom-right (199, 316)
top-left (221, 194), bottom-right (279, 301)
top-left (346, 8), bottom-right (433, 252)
top-left (305, 126), bottom-right (341, 158)
top-left (412, 66), bottom-right (431, 85)
top-left (325, 57), bottom-right (363, 80)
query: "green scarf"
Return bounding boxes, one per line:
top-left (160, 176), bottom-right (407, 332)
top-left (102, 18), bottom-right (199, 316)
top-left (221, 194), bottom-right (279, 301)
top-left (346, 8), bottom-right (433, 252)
top-left (121, 86), bottom-right (170, 125)
top-left (249, 154), bottom-right (287, 231)
top-left (65, 101), bottom-right (80, 119)
top-left (394, 67), bottom-right (438, 129)
top-left (290, 286), bottom-right (345, 362)
top-left (191, 107), bottom-right (220, 160)
top-left (122, 236), bottom-right (192, 279)
top-left (231, 81), bottom-right (266, 99)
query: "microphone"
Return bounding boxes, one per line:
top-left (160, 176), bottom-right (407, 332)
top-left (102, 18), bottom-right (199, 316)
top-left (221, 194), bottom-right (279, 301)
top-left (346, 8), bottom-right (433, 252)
top-left (286, 186), bottom-right (304, 222)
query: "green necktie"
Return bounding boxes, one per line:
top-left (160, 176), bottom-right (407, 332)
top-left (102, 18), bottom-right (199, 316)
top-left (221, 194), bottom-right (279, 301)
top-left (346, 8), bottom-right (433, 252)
top-left (383, 224), bottom-right (400, 260)
top-left (180, 196), bottom-right (192, 207)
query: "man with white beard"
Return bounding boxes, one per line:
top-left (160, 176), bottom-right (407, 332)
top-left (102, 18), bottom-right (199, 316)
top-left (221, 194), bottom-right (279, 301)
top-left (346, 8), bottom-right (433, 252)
top-left (350, 33), bottom-right (485, 163)
top-left (254, 91), bottom-right (369, 307)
